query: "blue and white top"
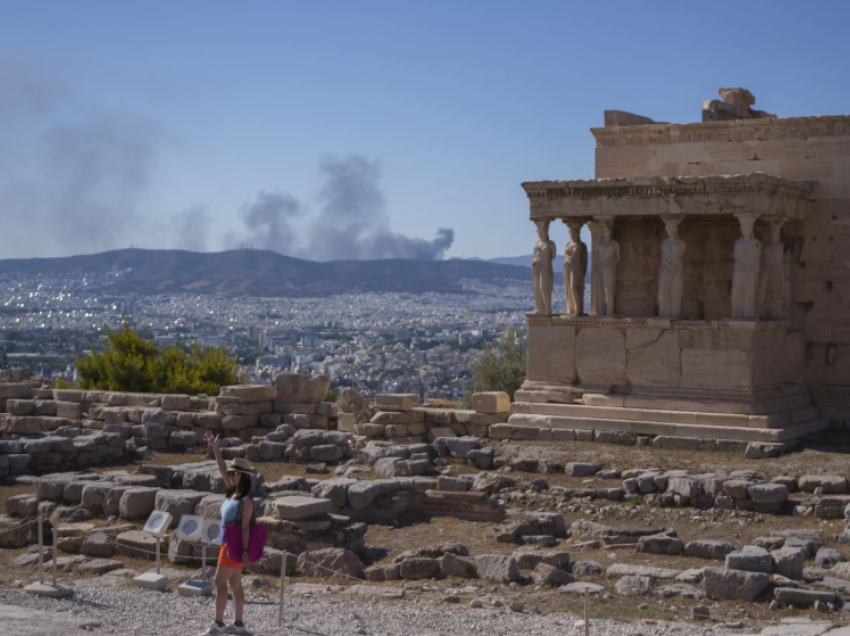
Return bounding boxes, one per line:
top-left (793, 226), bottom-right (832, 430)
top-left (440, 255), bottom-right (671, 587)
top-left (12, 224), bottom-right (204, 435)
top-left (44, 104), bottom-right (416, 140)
top-left (219, 497), bottom-right (242, 544)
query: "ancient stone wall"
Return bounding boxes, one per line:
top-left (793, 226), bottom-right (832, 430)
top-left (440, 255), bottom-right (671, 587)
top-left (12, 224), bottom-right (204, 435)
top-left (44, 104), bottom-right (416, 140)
top-left (592, 115), bottom-right (850, 417)
top-left (0, 379), bottom-right (509, 477)
top-left (607, 218), bottom-right (740, 320)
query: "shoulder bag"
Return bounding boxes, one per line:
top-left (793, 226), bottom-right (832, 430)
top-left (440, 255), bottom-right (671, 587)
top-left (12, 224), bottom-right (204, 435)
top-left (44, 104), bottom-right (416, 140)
top-left (224, 496), bottom-right (268, 564)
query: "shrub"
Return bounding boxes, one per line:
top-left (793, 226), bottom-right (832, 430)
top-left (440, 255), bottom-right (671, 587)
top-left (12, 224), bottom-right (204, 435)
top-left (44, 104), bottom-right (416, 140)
top-left (465, 327), bottom-right (526, 402)
top-left (76, 317), bottom-right (240, 395)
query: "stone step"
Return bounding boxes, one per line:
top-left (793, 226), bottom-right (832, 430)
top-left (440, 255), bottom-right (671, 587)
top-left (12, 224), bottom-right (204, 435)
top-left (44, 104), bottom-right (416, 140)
top-left (510, 402), bottom-right (819, 429)
top-left (503, 413), bottom-right (828, 442)
top-left (569, 391), bottom-right (812, 415)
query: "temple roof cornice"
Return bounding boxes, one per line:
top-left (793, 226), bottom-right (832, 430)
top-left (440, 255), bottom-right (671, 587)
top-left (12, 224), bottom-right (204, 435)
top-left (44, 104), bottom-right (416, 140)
top-left (522, 173), bottom-right (813, 221)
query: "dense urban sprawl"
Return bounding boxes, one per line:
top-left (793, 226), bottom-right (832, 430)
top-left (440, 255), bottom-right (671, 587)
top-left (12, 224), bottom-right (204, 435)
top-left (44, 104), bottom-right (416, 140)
top-left (0, 272), bottom-right (541, 401)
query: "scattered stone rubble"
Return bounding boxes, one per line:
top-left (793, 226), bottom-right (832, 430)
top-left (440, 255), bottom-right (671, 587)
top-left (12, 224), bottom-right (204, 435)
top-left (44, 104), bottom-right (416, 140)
top-left (4, 454), bottom-right (850, 619)
top-left (9, 455), bottom-right (850, 615)
top-left (1, 374), bottom-right (803, 486)
top-left (7, 376), bottom-right (850, 620)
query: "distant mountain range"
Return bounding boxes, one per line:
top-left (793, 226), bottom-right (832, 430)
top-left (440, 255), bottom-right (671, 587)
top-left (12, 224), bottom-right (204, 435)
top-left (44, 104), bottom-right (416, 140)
top-left (472, 255), bottom-right (590, 284)
top-left (476, 254), bottom-right (566, 270)
top-left (0, 249), bottom-right (548, 297)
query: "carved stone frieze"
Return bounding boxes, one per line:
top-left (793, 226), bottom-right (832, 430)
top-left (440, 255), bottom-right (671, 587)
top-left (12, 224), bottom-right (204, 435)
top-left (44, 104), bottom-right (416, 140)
top-left (523, 174), bottom-right (813, 222)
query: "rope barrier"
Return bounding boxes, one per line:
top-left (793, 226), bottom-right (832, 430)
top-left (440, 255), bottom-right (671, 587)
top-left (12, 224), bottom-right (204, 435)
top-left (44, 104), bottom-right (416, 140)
top-left (78, 533), bottom-right (370, 585)
top-left (0, 517), bottom-right (41, 538)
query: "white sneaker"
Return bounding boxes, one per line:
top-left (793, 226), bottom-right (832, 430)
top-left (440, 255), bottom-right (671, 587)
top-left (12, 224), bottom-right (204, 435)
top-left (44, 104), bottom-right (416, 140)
top-left (228, 624), bottom-right (248, 635)
top-left (200, 622), bottom-right (229, 636)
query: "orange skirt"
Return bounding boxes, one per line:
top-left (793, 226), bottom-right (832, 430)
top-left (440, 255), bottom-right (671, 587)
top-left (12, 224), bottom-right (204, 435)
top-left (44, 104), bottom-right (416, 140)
top-left (218, 543), bottom-right (242, 569)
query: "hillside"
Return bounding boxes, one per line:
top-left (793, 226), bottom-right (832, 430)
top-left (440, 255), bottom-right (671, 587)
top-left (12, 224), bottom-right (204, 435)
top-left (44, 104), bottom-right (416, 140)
top-left (483, 255), bottom-right (590, 284)
top-left (0, 249), bottom-right (539, 296)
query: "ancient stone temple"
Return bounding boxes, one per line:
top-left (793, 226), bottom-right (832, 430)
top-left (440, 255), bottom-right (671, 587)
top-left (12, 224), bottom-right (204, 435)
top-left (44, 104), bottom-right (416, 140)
top-left (510, 88), bottom-right (850, 445)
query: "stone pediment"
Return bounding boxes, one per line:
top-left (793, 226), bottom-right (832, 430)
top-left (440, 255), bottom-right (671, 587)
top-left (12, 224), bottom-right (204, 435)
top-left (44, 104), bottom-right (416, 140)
top-left (522, 173), bottom-right (813, 221)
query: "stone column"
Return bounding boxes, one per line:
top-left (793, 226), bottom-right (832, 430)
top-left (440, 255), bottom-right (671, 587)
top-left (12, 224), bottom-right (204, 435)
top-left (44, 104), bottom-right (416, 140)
top-left (587, 221), bottom-right (602, 315)
top-left (657, 215), bottom-right (686, 317)
top-left (759, 217), bottom-right (786, 319)
top-left (731, 213), bottom-right (762, 319)
top-left (592, 217), bottom-right (619, 316)
top-left (562, 221), bottom-right (588, 315)
top-left (531, 220), bottom-right (556, 314)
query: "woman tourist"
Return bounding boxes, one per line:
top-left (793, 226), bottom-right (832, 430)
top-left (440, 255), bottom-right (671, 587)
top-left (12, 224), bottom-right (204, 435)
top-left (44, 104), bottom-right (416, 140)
top-left (199, 432), bottom-right (256, 636)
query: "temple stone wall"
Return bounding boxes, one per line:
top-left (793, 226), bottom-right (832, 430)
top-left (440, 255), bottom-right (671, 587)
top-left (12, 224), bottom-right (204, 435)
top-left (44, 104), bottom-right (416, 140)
top-left (611, 218), bottom-right (739, 320)
top-left (526, 317), bottom-right (789, 405)
top-left (592, 116), bottom-right (850, 416)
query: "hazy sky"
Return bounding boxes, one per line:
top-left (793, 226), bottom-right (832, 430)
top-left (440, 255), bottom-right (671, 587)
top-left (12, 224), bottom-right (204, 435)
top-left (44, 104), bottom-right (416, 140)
top-left (1, 0), bottom-right (848, 261)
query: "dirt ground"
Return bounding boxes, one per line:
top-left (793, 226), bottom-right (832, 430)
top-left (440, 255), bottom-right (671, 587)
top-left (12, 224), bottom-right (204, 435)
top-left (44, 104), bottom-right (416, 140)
top-left (496, 429), bottom-right (850, 480)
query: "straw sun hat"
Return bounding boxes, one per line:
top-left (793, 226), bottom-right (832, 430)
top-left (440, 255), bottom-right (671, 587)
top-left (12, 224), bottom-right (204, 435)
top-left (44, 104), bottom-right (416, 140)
top-left (227, 457), bottom-right (255, 475)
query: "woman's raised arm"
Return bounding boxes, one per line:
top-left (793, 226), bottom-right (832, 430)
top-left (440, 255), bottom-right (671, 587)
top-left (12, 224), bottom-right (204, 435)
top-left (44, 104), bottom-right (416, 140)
top-left (203, 431), bottom-right (228, 481)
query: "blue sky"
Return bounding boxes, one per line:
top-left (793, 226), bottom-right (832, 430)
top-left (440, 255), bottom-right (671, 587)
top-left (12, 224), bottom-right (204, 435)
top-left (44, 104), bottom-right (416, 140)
top-left (1, 0), bottom-right (848, 261)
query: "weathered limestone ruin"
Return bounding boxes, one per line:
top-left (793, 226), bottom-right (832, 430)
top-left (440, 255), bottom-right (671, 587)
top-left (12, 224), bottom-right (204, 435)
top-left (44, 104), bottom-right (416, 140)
top-left (515, 88), bottom-right (850, 447)
top-left (0, 378), bottom-right (512, 479)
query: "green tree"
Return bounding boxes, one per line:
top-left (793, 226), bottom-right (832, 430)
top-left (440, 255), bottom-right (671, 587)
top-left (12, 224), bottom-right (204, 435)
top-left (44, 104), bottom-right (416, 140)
top-left (76, 319), bottom-right (160, 393)
top-left (465, 327), bottom-right (526, 403)
top-left (76, 317), bottom-right (241, 395)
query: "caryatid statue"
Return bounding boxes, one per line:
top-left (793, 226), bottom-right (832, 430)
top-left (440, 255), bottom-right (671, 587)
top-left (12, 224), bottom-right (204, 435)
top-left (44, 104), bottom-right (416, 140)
top-left (759, 218), bottom-right (785, 319)
top-left (531, 220), bottom-right (556, 314)
top-left (657, 216), bottom-right (686, 317)
top-left (592, 219), bottom-right (620, 316)
top-left (563, 222), bottom-right (588, 315)
top-left (731, 214), bottom-right (762, 319)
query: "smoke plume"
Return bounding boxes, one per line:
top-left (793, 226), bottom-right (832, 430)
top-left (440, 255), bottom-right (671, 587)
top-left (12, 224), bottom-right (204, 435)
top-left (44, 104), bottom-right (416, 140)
top-left (172, 206), bottom-right (211, 252)
top-left (0, 58), bottom-right (168, 257)
top-left (222, 191), bottom-right (303, 252)
top-left (0, 59), bottom-right (454, 262)
top-left (305, 155), bottom-right (454, 260)
top-left (227, 154), bottom-right (453, 261)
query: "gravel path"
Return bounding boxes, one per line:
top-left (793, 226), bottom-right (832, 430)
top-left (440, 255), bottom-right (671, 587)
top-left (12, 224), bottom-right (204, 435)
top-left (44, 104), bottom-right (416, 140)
top-left (0, 579), bottom-right (745, 636)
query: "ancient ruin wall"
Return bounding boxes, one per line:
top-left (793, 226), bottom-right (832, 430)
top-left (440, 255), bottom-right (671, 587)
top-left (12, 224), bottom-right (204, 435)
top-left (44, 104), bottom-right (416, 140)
top-left (0, 379), bottom-right (508, 477)
top-left (592, 115), bottom-right (850, 414)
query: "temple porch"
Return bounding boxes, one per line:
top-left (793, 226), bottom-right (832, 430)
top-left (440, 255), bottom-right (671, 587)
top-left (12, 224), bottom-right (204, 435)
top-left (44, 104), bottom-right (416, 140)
top-left (511, 174), bottom-right (827, 444)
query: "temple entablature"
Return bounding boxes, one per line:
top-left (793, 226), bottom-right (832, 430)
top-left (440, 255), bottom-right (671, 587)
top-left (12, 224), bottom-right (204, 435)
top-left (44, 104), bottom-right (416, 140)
top-left (522, 173), bottom-right (813, 222)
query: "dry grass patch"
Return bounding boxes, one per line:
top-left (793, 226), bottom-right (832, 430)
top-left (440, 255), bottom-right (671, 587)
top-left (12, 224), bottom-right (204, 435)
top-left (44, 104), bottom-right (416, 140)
top-left (498, 430), bottom-right (850, 480)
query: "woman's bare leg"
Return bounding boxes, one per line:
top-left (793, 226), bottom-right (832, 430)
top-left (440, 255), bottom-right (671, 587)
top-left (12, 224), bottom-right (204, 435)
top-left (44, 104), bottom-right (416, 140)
top-left (214, 565), bottom-right (237, 622)
top-left (231, 569), bottom-right (245, 622)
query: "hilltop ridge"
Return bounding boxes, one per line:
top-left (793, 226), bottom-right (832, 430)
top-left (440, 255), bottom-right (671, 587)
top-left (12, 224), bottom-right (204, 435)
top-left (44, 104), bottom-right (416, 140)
top-left (0, 248), bottom-right (539, 296)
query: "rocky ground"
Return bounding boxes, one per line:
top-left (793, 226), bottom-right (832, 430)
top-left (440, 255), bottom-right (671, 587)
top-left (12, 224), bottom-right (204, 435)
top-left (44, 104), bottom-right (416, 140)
top-left (2, 436), bottom-right (850, 635)
top-left (0, 580), bottom-right (751, 636)
top-left (0, 577), bottom-right (847, 636)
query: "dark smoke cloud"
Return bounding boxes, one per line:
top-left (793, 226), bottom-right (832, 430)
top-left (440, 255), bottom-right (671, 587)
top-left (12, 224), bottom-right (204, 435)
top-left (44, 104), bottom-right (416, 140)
top-left (0, 58), bottom-right (168, 257)
top-left (172, 206), bottom-right (212, 252)
top-left (307, 154), bottom-right (385, 260)
top-left (227, 154), bottom-right (453, 261)
top-left (306, 155), bottom-right (454, 260)
top-left (364, 227), bottom-right (455, 260)
top-left (222, 191), bottom-right (303, 252)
